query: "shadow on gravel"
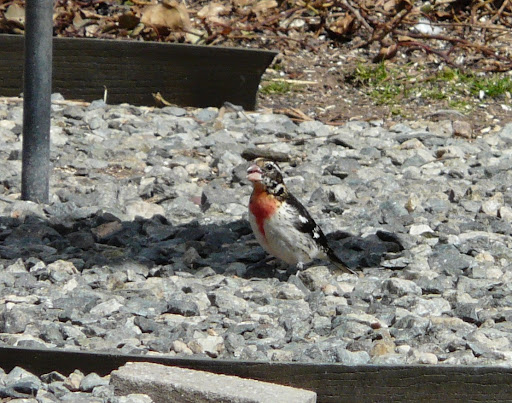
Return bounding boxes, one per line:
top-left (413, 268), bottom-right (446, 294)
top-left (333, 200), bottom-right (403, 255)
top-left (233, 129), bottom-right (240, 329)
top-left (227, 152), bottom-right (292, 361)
top-left (328, 230), bottom-right (405, 270)
top-left (0, 212), bottom-right (404, 279)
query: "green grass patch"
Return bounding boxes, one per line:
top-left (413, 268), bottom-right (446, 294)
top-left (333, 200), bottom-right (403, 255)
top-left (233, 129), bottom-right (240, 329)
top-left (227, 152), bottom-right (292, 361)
top-left (260, 81), bottom-right (296, 95)
top-left (351, 63), bottom-right (412, 105)
top-left (469, 74), bottom-right (512, 97)
top-left (349, 63), bottom-right (512, 110)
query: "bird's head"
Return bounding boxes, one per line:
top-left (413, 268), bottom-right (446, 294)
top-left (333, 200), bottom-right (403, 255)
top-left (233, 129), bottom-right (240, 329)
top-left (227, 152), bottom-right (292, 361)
top-left (247, 158), bottom-right (286, 194)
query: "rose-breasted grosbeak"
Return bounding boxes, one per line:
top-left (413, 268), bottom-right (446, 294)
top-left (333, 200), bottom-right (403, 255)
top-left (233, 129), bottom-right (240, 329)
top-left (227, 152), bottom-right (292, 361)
top-left (247, 158), bottom-right (355, 274)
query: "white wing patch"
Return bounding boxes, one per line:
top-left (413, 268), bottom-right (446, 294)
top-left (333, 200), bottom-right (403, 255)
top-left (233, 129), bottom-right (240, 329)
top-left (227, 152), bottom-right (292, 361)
top-left (298, 215), bottom-right (309, 224)
top-left (312, 229), bottom-right (320, 239)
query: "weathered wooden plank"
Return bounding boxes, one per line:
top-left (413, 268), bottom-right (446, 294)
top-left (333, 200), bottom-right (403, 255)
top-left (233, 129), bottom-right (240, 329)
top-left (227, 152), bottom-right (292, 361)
top-left (1, 346), bottom-right (511, 402)
top-left (0, 34), bottom-right (276, 109)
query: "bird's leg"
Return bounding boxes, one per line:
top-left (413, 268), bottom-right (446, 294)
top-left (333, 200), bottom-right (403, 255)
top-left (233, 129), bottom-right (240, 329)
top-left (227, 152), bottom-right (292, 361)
top-left (283, 261), bottom-right (302, 276)
top-left (292, 260), bottom-right (326, 274)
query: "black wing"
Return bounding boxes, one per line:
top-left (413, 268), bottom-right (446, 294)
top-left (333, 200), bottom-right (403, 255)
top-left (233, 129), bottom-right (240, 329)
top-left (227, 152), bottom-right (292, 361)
top-left (286, 193), bottom-right (330, 248)
top-left (287, 193), bottom-right (355, 274)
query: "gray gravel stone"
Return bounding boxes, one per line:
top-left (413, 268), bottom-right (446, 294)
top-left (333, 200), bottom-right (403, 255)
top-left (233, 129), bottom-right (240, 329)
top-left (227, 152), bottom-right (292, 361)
top-left (382, 278), bottom-right (422, 297)
top-left (428, 244), bottom-right (473, 275)
top-left (79, 372), bottom-right (109, 392)
top-left (165, 294), bottom-right (201, 317)
top-left (117, 394), bottom-right (155, 403)
top-left (497, 122), bottom-right (512, 144)
top-left (336, 348), bottom-right (371, 365)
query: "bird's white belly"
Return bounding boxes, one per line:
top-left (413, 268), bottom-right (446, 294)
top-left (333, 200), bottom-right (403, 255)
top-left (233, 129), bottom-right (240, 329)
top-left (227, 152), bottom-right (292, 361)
top-left (249, 204), bottom-right (323, 266)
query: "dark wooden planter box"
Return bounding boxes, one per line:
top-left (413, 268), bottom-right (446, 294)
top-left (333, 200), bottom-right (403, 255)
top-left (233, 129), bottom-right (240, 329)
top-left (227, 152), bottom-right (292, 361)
top-left (1, 346), bottom-right (512, 403)
top-left (0, 34), bottom-right (276, 109)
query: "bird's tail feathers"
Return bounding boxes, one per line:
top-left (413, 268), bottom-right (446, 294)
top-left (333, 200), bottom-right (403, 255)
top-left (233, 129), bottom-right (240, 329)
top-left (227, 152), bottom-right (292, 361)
top-left (327, 249), bottom-right (355, 274)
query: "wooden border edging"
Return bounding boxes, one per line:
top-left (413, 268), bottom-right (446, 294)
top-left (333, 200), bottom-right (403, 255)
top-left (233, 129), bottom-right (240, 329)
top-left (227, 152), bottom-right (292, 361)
top-left (0, 34), bottom-right (277, 109)
top-left (1, 346), bottom-right (511, 402)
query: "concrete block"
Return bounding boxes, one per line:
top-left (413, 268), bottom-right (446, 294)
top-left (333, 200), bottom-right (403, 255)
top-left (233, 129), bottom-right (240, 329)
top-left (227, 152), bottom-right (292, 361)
top-left (110, 362), bottom-right (317, 403)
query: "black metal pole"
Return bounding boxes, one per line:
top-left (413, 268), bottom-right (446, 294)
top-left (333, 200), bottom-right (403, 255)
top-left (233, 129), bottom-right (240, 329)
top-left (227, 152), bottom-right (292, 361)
top-left (21, 0), bottom-right (53, 203)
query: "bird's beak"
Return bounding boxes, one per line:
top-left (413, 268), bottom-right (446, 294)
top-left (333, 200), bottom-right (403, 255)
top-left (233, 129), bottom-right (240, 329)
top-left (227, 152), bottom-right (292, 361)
top-left (246, 164), bottom-right (263, 182)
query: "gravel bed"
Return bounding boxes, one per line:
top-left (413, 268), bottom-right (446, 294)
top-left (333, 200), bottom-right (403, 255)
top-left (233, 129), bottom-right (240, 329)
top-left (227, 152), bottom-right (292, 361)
top-left (1, 95), bottom-right (512, 400)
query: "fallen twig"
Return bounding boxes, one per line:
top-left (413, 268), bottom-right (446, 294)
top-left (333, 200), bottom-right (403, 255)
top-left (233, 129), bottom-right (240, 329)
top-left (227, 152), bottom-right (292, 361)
top-left (340, 0), bottom-right (372, 31)
top-left (274, 107), bottom-right (314, 122)
top-left (270, 78), bottom-right (318, 85)
top-left (397, 40), bottom-right (459, 69)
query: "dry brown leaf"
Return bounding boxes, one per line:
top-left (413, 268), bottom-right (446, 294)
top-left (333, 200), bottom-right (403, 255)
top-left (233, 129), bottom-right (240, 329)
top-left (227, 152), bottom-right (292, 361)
top-left (434, 10), bottom-right (452, 19)
top-left (131, 23), bottom-right (145, 37)
top-left (395, 0), bottom-right (413, 13)
top-left (231, 0), bottom-right (255, 7)
top-left (253, 0), bottom-right (278, 15)
top-left (373, 43), bottom-right (398, 62)
top-left (118, 11), bottom-right (140, 30)
top-left (197, 3), bottom-right (230, 23)
top-left (382, 0), bottom-right (398, 13)
top-left (278, 107), bottom-right (313, 122)
top-left (85, 24), bottom-right (101, 38)
top-left (101, 21), bottom-right (118, 34)
top-left (81, 9), bottom-right (103, 20)
top-left (4, 3), bottom-right (25, 27)
top-left (141, 1), bottom-right (191, 32)
top-left (397, 34), bottom-right (414, 41)
top-left (153, 92), bottom-right (172, 107)
top-left (329, 14), bottom-right (355, 35)
top-left (73, 12), bottom-right (90, 30)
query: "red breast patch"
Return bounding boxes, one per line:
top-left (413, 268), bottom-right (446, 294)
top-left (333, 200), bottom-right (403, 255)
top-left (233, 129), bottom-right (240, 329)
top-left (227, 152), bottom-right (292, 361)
top-left (249, 188), bottom-right (279, 238)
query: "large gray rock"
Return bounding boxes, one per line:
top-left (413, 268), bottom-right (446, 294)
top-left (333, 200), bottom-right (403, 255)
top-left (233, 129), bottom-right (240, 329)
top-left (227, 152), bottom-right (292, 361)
top-left (111, 362), bottom-right (316, 403)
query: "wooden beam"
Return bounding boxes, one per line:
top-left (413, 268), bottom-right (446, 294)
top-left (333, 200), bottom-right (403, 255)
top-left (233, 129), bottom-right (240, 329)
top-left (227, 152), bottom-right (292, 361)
top-left (0, 34), bottom-right (276, 110)
top-left (1, 346), bottom-right (511, 402)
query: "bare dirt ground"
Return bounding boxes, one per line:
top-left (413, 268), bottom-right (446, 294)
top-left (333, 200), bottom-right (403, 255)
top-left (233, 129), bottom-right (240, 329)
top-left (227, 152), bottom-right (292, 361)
top-left (258, 44), bottom-right (512, 134)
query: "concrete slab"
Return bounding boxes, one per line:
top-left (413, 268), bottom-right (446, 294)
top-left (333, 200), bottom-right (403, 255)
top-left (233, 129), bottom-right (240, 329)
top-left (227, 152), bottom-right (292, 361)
top-left (110, 362), bottom-right (317, 403)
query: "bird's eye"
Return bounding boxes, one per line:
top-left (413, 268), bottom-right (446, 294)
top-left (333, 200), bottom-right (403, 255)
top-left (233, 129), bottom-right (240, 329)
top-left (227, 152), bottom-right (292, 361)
top-left (264, 163), bottom-right (274, 170)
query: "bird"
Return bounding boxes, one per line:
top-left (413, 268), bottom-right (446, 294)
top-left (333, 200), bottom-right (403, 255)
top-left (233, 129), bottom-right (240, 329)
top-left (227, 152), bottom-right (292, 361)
top-left (246, 158), bottom-right (355, 274)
